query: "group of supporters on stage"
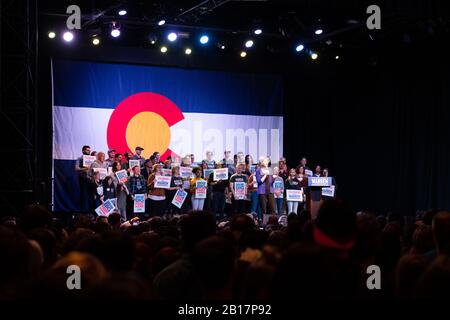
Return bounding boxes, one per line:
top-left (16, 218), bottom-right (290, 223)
top-left (75, 145), bottom-right (336, 223)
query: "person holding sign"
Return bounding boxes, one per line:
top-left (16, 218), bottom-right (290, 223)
top-left (167, 166), bottom-right (184, 215)
top-left (247, 168), bottom-right (260, 219)
top-left (75, 145), bottom-right (92, 211)
top-left (132, 146), bottom-right (146, 168)
top-left (285, 168), bottom-right (302, 214)
top-left (102, 176), bottom-right (116, 202)
top-left (256, 156), bottom-right (276, 217)
top-left (204, 150), bottom-right (216, 169)
top-left (229, 163), bottom-right (248, 214)
top-left (190, 167), bottom-right (207, 211)
top-left (321, 168), bottom-right (337, 199)
top-left (272, 167), bottom-right (285, 216)
top-left (88, 171), bottom-right (104, 212)
top-left (127, 165), bottom-right (147, 215)
top-left (89, 152), bottom-right (108, 179)
top-left (147, 164), bottom-right (167, 217)
top-left (208, 161), bottom-right (230, 220)
top-left (112, 161), bottom-right (129, 222)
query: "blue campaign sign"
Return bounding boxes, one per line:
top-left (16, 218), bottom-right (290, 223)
top-left (308, 177), bottom-right (332, 187)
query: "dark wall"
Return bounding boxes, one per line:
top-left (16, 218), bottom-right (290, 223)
top-left (283, 42), bottom-right (450, 214)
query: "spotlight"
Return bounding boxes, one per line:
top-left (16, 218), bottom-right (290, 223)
top-left (160, 46), bottom-right (168, 53)
top-left (240, 51), bottom-right (247, 58)
top-left (335, 55), bottom-right (340, 60)
top-left (295, 44), bottom-right (304, 52)
top-left (254, 29), bottom-right (262, 35)
top-left (158, 20), bottom-right (166, 26)
top-left (111, 22), bottom-right (121, 38)
top-left (311, 52), bottom-right (318, 60)
top-left (92, 38), bottom-right (100, 45)
top-left (151, 40), bottom-right (156, 44)
top-left (185, 48), bottom-right (192, 55)
top-left (245, 40), bottom-right (254, 48)
top-left (118, 10), bottom-right (127, 16)
top-left (48, 31), bottom-right (56, 39)
top-left (111, 29), bottom-right (121, 37)
top-left (200, 35), bottom-right (209, 44)
top-left (167, 32), bottom-right (177, 42)
top-left (220, 45), bottom-right (226, 50)
top-left (63, 31), bottom-right (74, 42)
top-left (315, 29), bottom-right (323, 35)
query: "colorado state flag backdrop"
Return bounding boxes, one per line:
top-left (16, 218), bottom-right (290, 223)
top-left (52, 59), bottom-right (283, 212)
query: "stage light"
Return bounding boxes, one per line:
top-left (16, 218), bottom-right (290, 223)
top-left (221, 45), bottom-right (226, 50)
top-left (185, 48), bottom-right (192, 55)
top-left (111, 29), bottom-right (121, 37)
top-left (168, 32), bottom-right (177, 42)
top-left (158, 20), bottom-right (166, 26)
top-left (160, 46), bottom-right (168, 53)
top-left (295, 44), bottom-right (304, 52)
top-left (151, 40), bottom-right (156, 44)
top-left (335, 55), bottom-right (339, 60)
top-left (254, 29), bottom-right (262, 35)
top-left (118, 10), bottom-right (127, 16)
top-left (200, 35), bottom-right (209, 44)
top-left (63, 31), bottom-right (74, 42)
top-left (245, 40), bottom-right (254, 48)
top-left (315, 29), bottom-right (323, 35)
top-left (311, 52), bottom-right (318, 60)
top-left (48, 31), bottom-right (56, 39)
top-left (240, 51), bottom-right (247, 58)
top-left (92, 38), bottom-right (100, 45)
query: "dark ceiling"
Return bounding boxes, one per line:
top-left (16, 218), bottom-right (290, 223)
top-left (38, 0), bottom-right (450, 69)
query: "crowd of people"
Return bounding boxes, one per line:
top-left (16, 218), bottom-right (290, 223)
top-left (75, 145), bottom-right (335, 224)
top-left (1, 201), bottom-right (450, 300)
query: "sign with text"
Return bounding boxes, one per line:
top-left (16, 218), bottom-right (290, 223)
top-left (95, 199), bottom-right (115, 216)
top-left (129, 160), bottom-right (140, 170)
top-left (305, 169), bottom-right (313, 177)
top-left (308, 177), bottom-right (332, 187)
top-left (234, 181), bottom-right (246, 200)
top-left (286, 189), bottom-right (303, 202)
top-left (115, 169), bottom-right (128, 184)
top-left (180, 166), bottom-right (194, 179)
top-left (161, 168), bottom-right (172, 176)
top-left (133, 194), bottom-right (145, 213)
top-left (172, 189), bottom-right (188, 209)
top-left (93, 168), bottom-right (107, 180)
top-left (83, 155), bottom-right (96, 167)
top-left (195, 180), bottom-right (207, 199)
top-left (183, 180), bottom-right (190, 190)
top-left (203, 169), bottom-right (214, 179)
top-left (213, 168), bottom-right (229, 181)
top-left (154, 175), bottom-right (172, 189)
top-left (273, 180), bottom-right (284, 199)
top-left (322, 185), bottom-right (336, 197)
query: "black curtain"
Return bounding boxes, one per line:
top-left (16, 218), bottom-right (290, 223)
top-left (283, 42), bottom-right (450, 215)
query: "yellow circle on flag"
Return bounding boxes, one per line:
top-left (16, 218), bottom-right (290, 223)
top-left (125, 111), bottom-right (171, 158)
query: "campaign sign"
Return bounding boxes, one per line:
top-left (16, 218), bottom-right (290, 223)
top-left (115, 170), bottom-right (128, 184)
top-left (183, 180), bottom-right (190, 190)
top-left (172, 189), bottom-right (188, 209)
top-left (213, 168), bottom-right (229, 181)
top-left (83, 155), bottom-right (96, 168)
top-left (249, 165), bottom-right (256, 173)
top-left (162, 168), bottom-right (172, 176)
top-left (234, 181), bottom-right (246, 200)
top-left (203, 169), bottom-right (214, 179)
top-left (154, 175), bottom-right (171, 189)
top-left (286, 189), bottom-right (303, 202)
top-left (93, 168), bottom-right (107, 180)
top-left (133, 194), bottom-right (146, 213)
top-left (95, 199), bottom-right (115, 217)
top-left (195, 180), bottom-right (207, 199)
top-left (322, 185), bottom-right (336, 197)
top-left (180, 166), bottom-right (193, 179)
top-left (308, 177), bottom-right (332, 187)
top-left (305, 169), bottom-right (313, 177)
top-left (273, 180), bottom-right (284, 199)
top-left (129, 160), bottom-right (140, 170)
